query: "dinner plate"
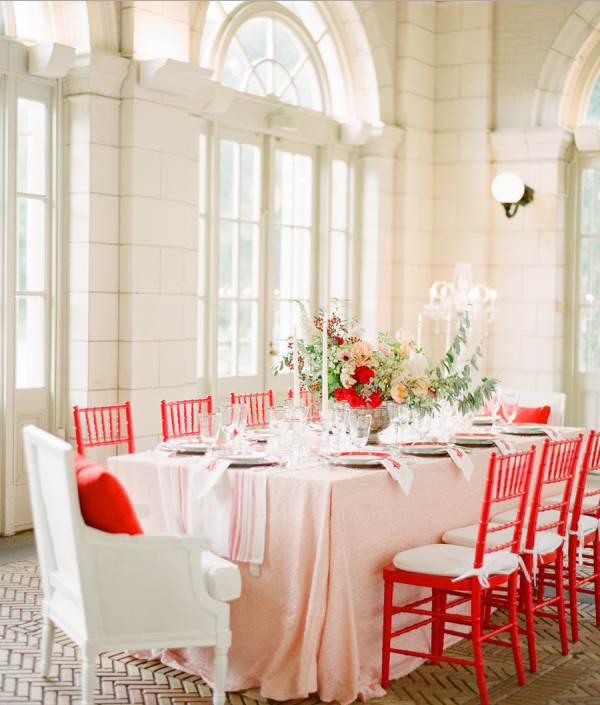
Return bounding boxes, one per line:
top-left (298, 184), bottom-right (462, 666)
top-left (453, 432), bottom-right (498, 447)
top-left (221, 453), bottom-right (279, 467)
top-left (165, 440), bottom-right (208, 454)
top-left (330, 454), bottom-right (386, 468)
top-left (400, 442), bottom-right (450, 456)
top-left (497, 423), bottom-right (546, 436)
top-left (472, 415), bottom-right (494, 426)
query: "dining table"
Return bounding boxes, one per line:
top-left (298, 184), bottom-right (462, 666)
top-left (107, 427), bottom-right (582, 704)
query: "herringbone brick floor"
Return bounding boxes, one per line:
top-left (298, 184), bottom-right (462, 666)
top-left (1, 558), bottom-right (599, 705)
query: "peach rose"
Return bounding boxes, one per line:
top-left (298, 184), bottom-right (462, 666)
top-left (390, 379), bottom-right (408, 403)
top-left (413, 378), bottom-right (430, 398)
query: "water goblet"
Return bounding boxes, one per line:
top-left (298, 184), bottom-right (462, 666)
top-left (487, 391), bottom-right (502, 428)
top-left (348, 413), bottom-right (372, 449)
top-left (501, 393), bottom-right (519, 425)
top-left (386, 401), bottom-right (401, 445)
top-left (199, 412), bottom-right (222, 455)
top-left (219, 405), bottom-right (238, 448)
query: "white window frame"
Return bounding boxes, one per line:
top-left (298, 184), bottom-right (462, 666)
top-left (0, 37), bottom-right (61, 534)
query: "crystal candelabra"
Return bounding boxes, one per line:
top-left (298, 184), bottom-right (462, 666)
top-left (421, 263), bottom-right (497, 351)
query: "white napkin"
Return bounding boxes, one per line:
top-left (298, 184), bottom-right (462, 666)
top-left (543, 426), bottom-right (561, 440)
top-left (492, 436), bottom-right (516, 455)
top-left (380, 458), bottom-right (414, 496)
top-left (448, 445), bottom-right (475, 482)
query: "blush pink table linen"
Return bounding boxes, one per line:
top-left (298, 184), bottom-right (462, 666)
top-left (108, 431), bottom-right (580, 704)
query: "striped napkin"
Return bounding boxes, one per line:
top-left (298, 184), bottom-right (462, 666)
top-left (380, 458), bottom-right (414, 495)
top-left (493, 436), bottom-right (516, 455)
top-left (448, 445), bottom-right (475, 481)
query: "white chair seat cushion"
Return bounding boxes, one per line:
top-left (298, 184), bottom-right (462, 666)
top-left (545, 492), bottom-right (599, 511)
top-left (587, 472), bottom-right (600, 489)
top-left (442, 524), bottom-right (564, 555)
top-left (491, 508), bottom-right (598, 536)
top-left (202, 551), bottom-right (241, 602)
top-left (392, 543), bottom-right (518, 578)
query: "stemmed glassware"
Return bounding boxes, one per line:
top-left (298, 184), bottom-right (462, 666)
top-left (198, 412), bottom-right (222, 455)
top-left (333, 403), bottom-right (349, 450)
top-left (487, 391), bottom-right (502, 428)
top-left (501, 392), bottom-right (519, 425)
top-left (219, 403), bottom-right (248, 453)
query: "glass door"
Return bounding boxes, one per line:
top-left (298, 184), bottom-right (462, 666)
top-left (572, 157), bottom-right (600, 426)
top-left (6, 81), bottom-right (54, 532)
top-left (266, 140), bottom-right (317, 396)
top-left (212, 128), bottom-right (264, 400)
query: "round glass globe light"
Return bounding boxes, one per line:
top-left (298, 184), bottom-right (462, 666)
top-left (491, 172), bottom-right (525, 203)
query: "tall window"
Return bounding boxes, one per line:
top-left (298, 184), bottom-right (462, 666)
top-left (16, 96), bottom-right (48, 389)
top-left (217, 136), bottom-right (261, 378)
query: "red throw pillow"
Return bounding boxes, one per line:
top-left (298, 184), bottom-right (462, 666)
top-left (75, 457), bottom-right (142, 535)
top-left (514, 405), bottom-right (551, 424)
top-left (483, 404), bottom-right (551, 424)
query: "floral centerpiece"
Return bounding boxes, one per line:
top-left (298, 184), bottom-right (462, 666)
top-left (274, 308), bottom-right (497, 425)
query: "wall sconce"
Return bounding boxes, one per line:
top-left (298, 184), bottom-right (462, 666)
top-left (491, 172), bottom-right (534, 218)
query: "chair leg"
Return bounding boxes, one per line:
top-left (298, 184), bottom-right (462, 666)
top-left (81, 651), bottom-right (96, 705)
top-left (213, 646), bottom-right (228, 705)
top-left (568, 538), bottom-right (579, 643)
top-left (431, 589), bottom-right (441, 666)
top-left (593, 535), bottom-right (600, 629)
top-left (507, 574), bottom-right (525, 686)
top-left (555, 553), bottom-right (570, 656)
top-left (381, 576), bottom-right (394, 688)
top-left (471, 584), bottom-right (489, 705)
top-left (521, 569), bottom-right (537, 673)
top-left (483, 588), bottom-right (493, 629)
top-left (40, 615), bottom-right (55, 678)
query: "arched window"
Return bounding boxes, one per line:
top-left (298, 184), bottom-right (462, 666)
top-left (1, 0), bottom-right (90, 51)
top-left (201, 0), bottom-right (350, 122)
top-left (222, 16), bottom-right (323, 112)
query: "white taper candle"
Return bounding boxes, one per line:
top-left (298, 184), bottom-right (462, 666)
top-left (444, 312), bottom-right (452, 352)
top-left (322, 313), bottom-right (328, 418)
top-left (416, 313), bottom-right (423, 348)
top-left (292, 326), bottom-right (300, 407)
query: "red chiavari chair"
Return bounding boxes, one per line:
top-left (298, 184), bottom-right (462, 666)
top-left (287, 387), bottom-right (320, 421)
top-left (160, 397), bottom-right (213, 441)
top-left (382, 446), bottom-right (536, 705)
top-left (561, 430), bottom-right (600, 641)
top-left (489, 435), bottom-right (583, 672)
top-left (73, 402), bottom-right (135, 455)
top-left (230, 390), bottom-right (274, 427)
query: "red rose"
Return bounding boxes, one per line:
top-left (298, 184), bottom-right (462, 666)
top-left (367, 391), bottom-right (382, 408)
top-left (336, 337), bottom-right (344, 345)
top-left (347, 388), bottom-right (366, 408)
top-left (354, 366), bottom-right (375, 385)
top-left (334, 387), bottom-right (348, 401)
top-left (427, 388), bottom-right (436, 398)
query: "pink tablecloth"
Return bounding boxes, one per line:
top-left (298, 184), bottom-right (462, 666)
top-left (108, 432), bottom-right (578, 704)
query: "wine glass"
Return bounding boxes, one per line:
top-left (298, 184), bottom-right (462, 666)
top-left (386, 401), bottom-right (401, 445)
top-left (348, 413), bottom-right (372, 449)
top-left (501, 393), bottom-right (519, 425)
top-left (220, 405), bottom-right (239, 448)
top-left (487, 391), bottom-right (502, 428)
top-left (199, 412), bottom-right (221, 455)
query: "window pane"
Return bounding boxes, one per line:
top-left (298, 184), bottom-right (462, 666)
top-left (18, 98), bottom-right (46, 195)
top-left (294, 154), bottom-right (312, 227)
top-left (274, 20), bottom-right (304, 73)
top-left (579, 306), bottom-right (600, 372)
top-left (331, 229), bottom-right (347, 301)
top-left (273, 300), bottom-right (292, 359)
top-left (275, 226), bottom-right (293, 299)
top-left (220, 140), bottom-right (237, 218)
top-left (293, 227), bottom-right (311, 299)
top-left (222, 37), bottom-right (251, 89)
top-left (238, 301), bottom-right (257, 376)
top-left (17, 198), bottom-right (45, 291)
top-left (237, 16), bottom-right (270, 63)
top-left (239, 223), bottom-right (258, 298)
top-left (218, 300), bottom-right (235, 376)
top-left (255, 61), bottom-right (273, 94)
top-left (581, 168), bottom-right (600, 234)
top-left (331, 160), bottom-right (348, 230)
top-left (580, 238), bottom-right (600, 305)
top-left (16, 296), bottom-right (44, 389)
top-left (294, 61), bottom-right (322, 112)
top-left (240, 144), bottom-right (260, 221)
top-left (196, 300), bottom-right (205, 378)
top-left (275, 151), bottom-right (293, 223)
top-left (273, 62), bottom-right (291, 97)
top-left (219, 220), bottom-right (236, 296)
top-left (587, 74), bottom-right (600, 123)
